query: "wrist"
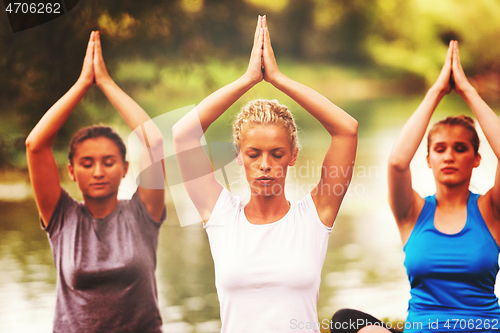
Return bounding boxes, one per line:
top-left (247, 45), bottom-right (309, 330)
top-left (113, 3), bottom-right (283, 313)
top-left (269, 73), bottom-right (287, 88)
top-left (456, 83), bottom-right (476, 98)
top-left (96, 76), bottom-right (115, 90)
top-left (428, 85), bottom-right (448, 99)
top-left (75, 77), bottom-right (93, 92)
top-left (241, 72), bottom-right (260, 88)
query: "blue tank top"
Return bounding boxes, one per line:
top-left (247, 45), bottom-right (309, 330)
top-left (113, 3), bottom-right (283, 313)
top-left (404, 192), bottom-right (500, 332)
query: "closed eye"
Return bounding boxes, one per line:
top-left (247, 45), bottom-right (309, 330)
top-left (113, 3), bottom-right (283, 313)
top-left (433, 146), bottom-right (446, 153)
top-left (79, 159), bottom-right (94, 168)
top-left (104, 158), bottom-right (116, 167)
top-left (454, 144), bottom-right (468, 153)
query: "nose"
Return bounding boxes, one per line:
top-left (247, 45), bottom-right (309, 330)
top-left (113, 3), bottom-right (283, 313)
top-left (260, 154), bottom-right (271, 172)
top-left (443, 147), bottom-right (455, 162)
top-left (93, 162), bottom-right (104, 178)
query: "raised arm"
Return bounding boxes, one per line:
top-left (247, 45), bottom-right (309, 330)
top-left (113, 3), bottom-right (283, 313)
top-left (25, 32), bottom-right (95, 227)
top-left (93, 31), bottom-right (165, 222)
top-left (451, 41), bottom-right (500, 236)
top-left (388, 41), bottom-right (454, 242)
top-left (261, 18), bottom-right (357, 228)
top-left (172, 16), bottom-right (265, 222)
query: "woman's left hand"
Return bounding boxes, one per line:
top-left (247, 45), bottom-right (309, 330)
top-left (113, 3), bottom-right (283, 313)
top-left (262, 17), bottom-right (282, 84)
top-left (451, 40), bottom-right (474, 96)
top-left (93, 31), bottom-right (113, 88)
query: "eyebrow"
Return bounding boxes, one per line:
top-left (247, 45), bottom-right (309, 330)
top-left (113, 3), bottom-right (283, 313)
top-left (246, 147), bottom-right (286, 151)
top-left (433, 140), bottom-right (469, 145)
top-left (78, 155), bottom-right (117, 161)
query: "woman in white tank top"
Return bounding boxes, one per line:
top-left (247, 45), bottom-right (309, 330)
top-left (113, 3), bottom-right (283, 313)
top-left (173, 16), bottom-right (358, 333)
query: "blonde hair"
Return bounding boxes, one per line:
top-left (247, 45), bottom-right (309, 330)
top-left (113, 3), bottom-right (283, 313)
top-left (233, 99), bottom-right (299, 153)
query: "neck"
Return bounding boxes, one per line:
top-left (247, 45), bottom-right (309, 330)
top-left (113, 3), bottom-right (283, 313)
top-left (245, 193), bottom-right (290, 224)
top-left (83, 194), bottom-right (119, 218)
top-left (435, 181), bottom-right (470, 208)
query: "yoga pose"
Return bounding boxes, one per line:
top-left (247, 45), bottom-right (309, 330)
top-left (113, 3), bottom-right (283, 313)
top-left (25, 31), bottom-right (166, 332)
top-left (173, 16), bottom-right (358, 333)
top-left (331, 41), bottom-right (500, 332)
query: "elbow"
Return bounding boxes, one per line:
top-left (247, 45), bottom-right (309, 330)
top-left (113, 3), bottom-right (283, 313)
top-left (172, 121), bottom-right (199, 145)
top-left (25, 137), bottom-right (33, 151)
top-left (171, 122), bottom-right (184, 144)
top-left (388, 155), bottom-right (409, 173)
top-left (347, 118), bottom-right (358, 137)
top-left (172, 122), bottom-right (191, 150)
top-left (171, 122), bottom-right (181, 140)
top-left (338, 117), bottom-right (358, 138)
top-left (25, 135), bottom-right (44, 154)
top-left (146, 133), bottom-right (164, 150)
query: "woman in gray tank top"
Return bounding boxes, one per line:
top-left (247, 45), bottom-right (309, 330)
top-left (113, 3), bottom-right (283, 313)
top-left (25, 31), bottom-right (166, 333)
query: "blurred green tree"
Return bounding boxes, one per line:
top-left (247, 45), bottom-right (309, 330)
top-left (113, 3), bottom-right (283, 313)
top-left (1, 0), bottom-right (500, 169)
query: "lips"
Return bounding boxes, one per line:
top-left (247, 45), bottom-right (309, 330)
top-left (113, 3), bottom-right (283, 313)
top-left (90, 182), bottom-right (108, 188)
top-left (441, 167), bottom-right (458, 173)
top-left (256, 176), bottom-right (274, 185)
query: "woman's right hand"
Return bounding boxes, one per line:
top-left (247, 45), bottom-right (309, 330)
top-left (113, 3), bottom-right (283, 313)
top-left (431, 40), bottom-right (454, 96)
top-left (387, 42), bottom-right (457, 242)
top-left (77, 31), bottom-right (95, 90)
top-left (244, 16), bottom-right (264, 84)
top-left (27, 31), bottom-right (98, 227)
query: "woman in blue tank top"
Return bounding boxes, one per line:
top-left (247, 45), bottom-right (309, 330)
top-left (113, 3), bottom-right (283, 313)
top-left (330, 41), bottom-right (500, 332)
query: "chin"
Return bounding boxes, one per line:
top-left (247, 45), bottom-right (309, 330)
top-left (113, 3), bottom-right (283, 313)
top-left (437, 177), bottom-right (470, 188)
top-left (84, 190), bottom-right (117, 200)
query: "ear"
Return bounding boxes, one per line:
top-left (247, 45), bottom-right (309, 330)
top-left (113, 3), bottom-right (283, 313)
top-left (426, 154), bottom-right (431, 168)
top-left (473, 153), bottom-right (481, 168)
top-left (68, 163), bottom-right (76, 182)
top-left (234, 145), bottom-right (243, 166)
top-left (122, 161), bottom-right (129, 178)
top-left (235, 153), bottom-right (243, 166)
top-left (289, 148), bottom-right (298, 166)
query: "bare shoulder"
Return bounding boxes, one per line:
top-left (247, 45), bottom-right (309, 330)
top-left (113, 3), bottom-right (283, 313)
top-left (478, 191), bottom-right (500, 246)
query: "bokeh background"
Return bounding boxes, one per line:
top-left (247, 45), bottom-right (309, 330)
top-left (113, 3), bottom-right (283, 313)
top-left (1, 0), bottom-right (500, 332)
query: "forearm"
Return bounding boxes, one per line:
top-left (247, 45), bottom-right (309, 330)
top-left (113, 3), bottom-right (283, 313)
top-left (173, 74), bottom-right (256, 147)
top-left (271, 73), bottom-right (357, 136)
top-left (389, 87), bottom-right (445, 170)
top-left (97, 79), bottom-right (151, 131)
top-left (97, 79), bottom-right (167, 182)
top-left (196, 74), bottom-right (256, 132)
top-left (26, 80), bottom-right (90, 152)
top-left (460, 86), bottom-right (500, 158)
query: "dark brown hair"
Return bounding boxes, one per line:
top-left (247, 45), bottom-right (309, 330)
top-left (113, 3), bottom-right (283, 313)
top-left (427, 115), bottom-right (480, 156)
top-left (68, 125), bottom-right (126, 165)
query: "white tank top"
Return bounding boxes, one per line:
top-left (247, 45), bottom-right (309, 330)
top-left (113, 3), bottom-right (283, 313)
top-left (205, 188), bottom-right (332, 332)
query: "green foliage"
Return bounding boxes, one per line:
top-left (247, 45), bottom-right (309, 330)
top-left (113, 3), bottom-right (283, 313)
top-left (367, 0), bottom-right (500, 84)
top-left (2, 0), bottom-right (500, 169)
